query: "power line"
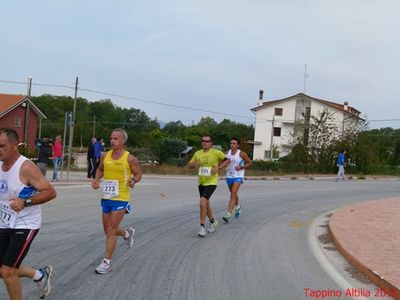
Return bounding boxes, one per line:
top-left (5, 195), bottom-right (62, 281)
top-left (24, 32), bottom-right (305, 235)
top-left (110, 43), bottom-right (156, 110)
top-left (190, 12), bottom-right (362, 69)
top-left (79, 87), bottom-right (254, 120)
top-left (2, 79), bottom-right (400, 124)
top-left (0, 79), bottom-right (74, 90)
top-left (367, 118), bottom-right (400, 123)
top-left (0, 79), bottom-right (254, 120)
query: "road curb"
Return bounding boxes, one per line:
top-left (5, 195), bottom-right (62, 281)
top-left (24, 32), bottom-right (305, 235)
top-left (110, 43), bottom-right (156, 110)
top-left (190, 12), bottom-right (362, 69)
top-left (329, 199), bottom-right (400, 299)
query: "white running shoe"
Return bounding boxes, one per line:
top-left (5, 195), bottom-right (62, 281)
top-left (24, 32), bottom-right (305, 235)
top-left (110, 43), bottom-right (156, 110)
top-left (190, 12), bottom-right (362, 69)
top-left (207, 220), bottom-right (219, 233)
top-left (124, 227), bottom-right (136, 249)
top-left (198, 226), bottom-right (207, 237)
top-left (222, 212), bottom-right (231, 223)
top-left (234, 205), bottom-right (241, 218)
top-left (36, 265), bottom-right (53, 299)
top-left (95, 259), bottom-right (112, 274)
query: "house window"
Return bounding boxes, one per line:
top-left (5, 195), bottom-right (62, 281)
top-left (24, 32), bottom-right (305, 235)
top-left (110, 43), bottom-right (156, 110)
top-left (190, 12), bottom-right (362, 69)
top-left (14, 117), bottom-right (22, 128)
top-left (273, 127), bottom-right (281, 137)
top-left (264, 149), bottom-right (279, 159)
top-left (274, 108), bottom-right (283, 116)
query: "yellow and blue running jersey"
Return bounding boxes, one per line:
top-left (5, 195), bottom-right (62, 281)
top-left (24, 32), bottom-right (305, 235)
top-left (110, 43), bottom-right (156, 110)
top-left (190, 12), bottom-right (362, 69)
top-left (103, 150), bottom-right (131, 201)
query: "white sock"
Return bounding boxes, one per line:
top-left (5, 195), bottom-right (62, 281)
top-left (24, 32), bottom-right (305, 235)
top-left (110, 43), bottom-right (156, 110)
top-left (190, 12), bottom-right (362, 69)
top-left (124, 230), bottom-right (129, 239)
top-left (234, 205), bottom-right (239, 209)
top-left (33, 270), bottom-right (43, 281)
top-left (103, 258), bottom-right (111, 264)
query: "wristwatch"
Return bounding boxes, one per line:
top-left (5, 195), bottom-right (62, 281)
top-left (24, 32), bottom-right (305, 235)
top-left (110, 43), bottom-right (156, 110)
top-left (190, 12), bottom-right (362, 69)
top-left (24, 199), bottom-right (33, 207)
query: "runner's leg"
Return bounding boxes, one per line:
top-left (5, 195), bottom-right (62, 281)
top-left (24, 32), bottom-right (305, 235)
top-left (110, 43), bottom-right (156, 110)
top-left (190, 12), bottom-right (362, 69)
top-left (1, 266), bottom-right (22, 300)
top-left (102, 210), bottom-right (126, 260)
top-left (206, 200), bottom-right (214, 221)
top-left (227, 183), bottom-right (241, 214)
top-left (199, 197), bottom-right (208, 225)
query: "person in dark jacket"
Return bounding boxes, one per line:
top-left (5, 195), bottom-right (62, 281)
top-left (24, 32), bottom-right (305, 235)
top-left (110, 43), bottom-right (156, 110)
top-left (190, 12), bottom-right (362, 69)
top-left (87, 137), bottom-right (97, 179)
top-left (37, 138), bottom-right (52, 177)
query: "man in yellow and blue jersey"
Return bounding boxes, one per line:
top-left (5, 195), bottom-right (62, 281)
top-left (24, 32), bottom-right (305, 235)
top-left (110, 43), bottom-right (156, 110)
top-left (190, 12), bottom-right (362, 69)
top-left (91, 128), bottom-right (142, 274)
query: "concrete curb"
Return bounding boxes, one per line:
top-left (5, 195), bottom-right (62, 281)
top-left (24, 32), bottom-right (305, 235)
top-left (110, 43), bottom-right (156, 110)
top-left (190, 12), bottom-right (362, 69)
top-left (49, 174), bottom-right (399, 186)
top-left (329, 198), bottom-right (400, 299)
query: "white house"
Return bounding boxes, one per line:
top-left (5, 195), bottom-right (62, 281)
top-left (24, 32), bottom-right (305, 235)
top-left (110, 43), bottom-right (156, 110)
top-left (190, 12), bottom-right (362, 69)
top-left (251, 92), bottom-right (362, 160)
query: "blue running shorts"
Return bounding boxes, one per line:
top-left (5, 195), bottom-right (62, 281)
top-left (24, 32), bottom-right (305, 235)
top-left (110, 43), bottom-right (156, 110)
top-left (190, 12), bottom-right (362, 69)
top-left (101, 199), bottom-right (132, 214)
top-left (226, 178), bottom-right (244, 186)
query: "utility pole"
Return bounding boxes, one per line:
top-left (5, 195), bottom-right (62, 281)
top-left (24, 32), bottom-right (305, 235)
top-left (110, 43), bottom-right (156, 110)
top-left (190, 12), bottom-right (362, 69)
top-left (60, 112), bottom-right (68, 180)
top-left (66, 76), bottom-right (78, 180)
top-left (93, 115), bottom-right (96, 137)
top-left (24, 76), bottom-right (32, 145)
top-left (270, 115), bottom-right (275, 161)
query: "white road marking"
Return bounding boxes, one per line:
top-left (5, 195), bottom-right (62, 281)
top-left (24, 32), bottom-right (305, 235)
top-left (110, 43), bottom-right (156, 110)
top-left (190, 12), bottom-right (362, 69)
top-left (308, 212), bottom-right (369, 300)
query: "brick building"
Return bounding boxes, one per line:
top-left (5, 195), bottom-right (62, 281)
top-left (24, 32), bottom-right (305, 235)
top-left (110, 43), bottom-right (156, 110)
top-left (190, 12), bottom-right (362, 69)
top-left (0, 93), bottom-right (46, 148)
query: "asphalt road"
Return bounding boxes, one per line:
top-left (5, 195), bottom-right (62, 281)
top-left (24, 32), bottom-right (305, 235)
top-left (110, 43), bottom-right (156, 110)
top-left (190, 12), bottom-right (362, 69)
top-left (1, 178), bottom-right (399, 300)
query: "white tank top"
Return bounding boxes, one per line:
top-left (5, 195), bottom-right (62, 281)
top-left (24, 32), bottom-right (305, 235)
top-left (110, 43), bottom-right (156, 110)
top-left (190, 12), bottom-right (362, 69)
top-left (0, 155), bottom-right (41, 229)
top-left (226, 149), bottom-right (245, 179)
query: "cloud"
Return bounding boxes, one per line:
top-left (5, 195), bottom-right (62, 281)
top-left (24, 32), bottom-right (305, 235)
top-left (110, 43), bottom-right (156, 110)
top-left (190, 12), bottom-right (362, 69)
top-left (136, 27), bottom-right (180, 49)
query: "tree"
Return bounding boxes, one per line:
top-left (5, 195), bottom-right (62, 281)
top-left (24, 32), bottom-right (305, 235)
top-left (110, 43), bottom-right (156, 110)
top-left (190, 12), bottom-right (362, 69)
top-left (157, 138), bottom-right (188, 163)
top-left (163, 121), bottom-right (186, 138)
top-left (288, 108), bottom-right (367, 173)
top-left (390, 138), bottom-right (400, 166)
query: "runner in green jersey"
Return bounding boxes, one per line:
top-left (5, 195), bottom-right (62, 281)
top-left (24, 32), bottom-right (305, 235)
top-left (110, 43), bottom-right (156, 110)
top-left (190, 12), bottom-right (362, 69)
top-left (188, 134), bottom-right (228, 237)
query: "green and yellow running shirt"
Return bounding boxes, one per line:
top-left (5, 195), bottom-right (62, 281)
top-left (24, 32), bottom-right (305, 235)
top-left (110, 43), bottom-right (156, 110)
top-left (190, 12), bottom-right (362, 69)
top-left (190, 148), bottom-right (225, 186)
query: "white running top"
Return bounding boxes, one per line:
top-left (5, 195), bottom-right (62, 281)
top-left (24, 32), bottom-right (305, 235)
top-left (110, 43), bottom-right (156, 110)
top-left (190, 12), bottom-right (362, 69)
top-left (225, 149), bottom-right (245, 179)
top-left (0, 155), bottom-right (41, 229)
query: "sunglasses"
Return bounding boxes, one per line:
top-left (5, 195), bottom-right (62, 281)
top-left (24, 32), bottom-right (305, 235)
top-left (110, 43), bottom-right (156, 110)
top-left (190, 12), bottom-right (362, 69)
top-left (202, 140), bottom-right (211, 143)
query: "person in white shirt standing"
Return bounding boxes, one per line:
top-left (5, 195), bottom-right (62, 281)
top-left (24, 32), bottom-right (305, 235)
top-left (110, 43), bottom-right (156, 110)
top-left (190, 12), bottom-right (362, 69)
top-left (0, 128), bottom-right (57, 300)
top-left (222, 137), bottom-right (252, 223)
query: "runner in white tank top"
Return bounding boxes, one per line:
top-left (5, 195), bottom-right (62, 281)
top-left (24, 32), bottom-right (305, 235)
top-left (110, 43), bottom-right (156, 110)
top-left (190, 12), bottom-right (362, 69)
top-left (222, 137), bottom-right (252, 223)
top-left (0, 128), bottom-right (56, 299)
top-left (226, 149), bottom-right (245, 180)
top-left (0, 156), bottom-right (41, 229)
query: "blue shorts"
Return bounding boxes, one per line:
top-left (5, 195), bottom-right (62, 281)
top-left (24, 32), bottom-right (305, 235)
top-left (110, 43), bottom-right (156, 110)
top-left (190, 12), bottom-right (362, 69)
top-left (101, 199), bottom-right (132, 214)
top-left (226, 178), bottom-right (244, 186)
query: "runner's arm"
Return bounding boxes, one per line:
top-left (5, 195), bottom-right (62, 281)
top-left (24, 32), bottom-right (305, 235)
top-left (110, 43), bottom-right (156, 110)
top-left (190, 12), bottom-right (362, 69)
top-left (218, 157), bottom-right (230, 170)
top-left (92, 153), bottom-right (106, 189)
top-left (213, 153), bottom-right (228, 174)
top-left (187, 153), bottom-right (200, 170)
top-left (128, 154), bottom-right (142, 188)
top-left (239, 151), bottom-right (252, 170)
top-left (10, 160), bottom-right (57, 212)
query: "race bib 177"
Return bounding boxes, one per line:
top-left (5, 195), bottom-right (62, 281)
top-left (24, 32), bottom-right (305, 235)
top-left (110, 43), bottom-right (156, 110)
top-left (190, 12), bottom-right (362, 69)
top-left (0, 201), bottom-right (17, 228)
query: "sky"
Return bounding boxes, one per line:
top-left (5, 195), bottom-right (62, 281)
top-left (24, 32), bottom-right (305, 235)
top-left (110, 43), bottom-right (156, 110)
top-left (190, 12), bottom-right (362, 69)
top-left (1, 0), bottom-right (399, 128)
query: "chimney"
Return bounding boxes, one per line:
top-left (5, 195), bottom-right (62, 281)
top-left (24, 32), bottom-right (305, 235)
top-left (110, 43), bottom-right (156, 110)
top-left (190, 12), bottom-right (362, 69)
top-left (258, 90), bottom-right (264, 106)
top-left (343, 101), bottom-right (348, 111)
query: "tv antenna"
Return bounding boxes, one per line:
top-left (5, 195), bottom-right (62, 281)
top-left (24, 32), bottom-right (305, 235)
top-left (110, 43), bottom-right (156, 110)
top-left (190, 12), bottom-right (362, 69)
top-left (303, 64), bottom-right (309, 93)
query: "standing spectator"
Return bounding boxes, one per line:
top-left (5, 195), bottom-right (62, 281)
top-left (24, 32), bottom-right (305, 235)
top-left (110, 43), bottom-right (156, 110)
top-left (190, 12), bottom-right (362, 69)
top-left (336, 149), bottom-right (347, 181)
top-left (37, 138), bottom-right (52, 177)
top-left (51, 135), bottom-right (63, 182)
top-left (100, 137), bottom-right (105, 153)
top-left (87, 138), bottom-right (97, 179)
top-left (94, 137), bottom-right (103, 168)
